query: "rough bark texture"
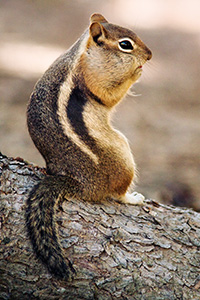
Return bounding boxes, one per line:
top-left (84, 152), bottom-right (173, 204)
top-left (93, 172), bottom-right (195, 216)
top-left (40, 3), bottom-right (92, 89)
top-left (1, 152), bottom-right (200, 300)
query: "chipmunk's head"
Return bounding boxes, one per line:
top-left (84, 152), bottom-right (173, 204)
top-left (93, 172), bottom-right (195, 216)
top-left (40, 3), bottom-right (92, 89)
top-left (80, 13), bottom-right (152, 107)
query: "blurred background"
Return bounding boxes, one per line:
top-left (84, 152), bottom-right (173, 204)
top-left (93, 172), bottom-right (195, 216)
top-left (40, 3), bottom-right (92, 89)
top-left (0, 0), bottom-right (200, 210)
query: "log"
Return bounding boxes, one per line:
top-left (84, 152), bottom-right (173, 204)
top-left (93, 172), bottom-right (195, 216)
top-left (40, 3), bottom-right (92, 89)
top-left (1, 152), bottom-right (200, 300)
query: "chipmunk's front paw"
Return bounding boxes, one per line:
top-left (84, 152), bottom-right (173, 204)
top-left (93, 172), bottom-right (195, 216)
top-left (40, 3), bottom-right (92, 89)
top-left (123, 192), bottom-right (145, 205)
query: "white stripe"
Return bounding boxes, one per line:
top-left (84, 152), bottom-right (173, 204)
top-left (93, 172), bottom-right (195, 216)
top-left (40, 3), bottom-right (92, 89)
top-left (57, 34), bottom-right (99, 164)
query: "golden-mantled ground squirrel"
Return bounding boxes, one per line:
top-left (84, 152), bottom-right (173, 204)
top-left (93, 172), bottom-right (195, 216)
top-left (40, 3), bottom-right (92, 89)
top-left (26, 13), bottom-right (152, 280)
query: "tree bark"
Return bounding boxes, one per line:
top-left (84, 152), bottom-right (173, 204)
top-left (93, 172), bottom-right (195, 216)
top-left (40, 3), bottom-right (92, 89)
top-left (1, 152), bottom-right (200, 300)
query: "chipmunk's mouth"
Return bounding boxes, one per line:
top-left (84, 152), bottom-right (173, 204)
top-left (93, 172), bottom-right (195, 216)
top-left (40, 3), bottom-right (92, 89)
top-left (137, 65), bottom-right (143, 70)
top-left (134, 65), bottom-right (143, 75)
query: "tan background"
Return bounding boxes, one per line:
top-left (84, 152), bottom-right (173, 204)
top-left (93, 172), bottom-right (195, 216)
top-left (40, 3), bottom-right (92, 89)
top-left (1, 0), bottom-right (200, 209)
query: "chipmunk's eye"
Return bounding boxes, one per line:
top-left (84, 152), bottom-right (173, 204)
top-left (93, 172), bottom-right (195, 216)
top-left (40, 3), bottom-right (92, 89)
top-left (118, 38), bottom-right (134, 52)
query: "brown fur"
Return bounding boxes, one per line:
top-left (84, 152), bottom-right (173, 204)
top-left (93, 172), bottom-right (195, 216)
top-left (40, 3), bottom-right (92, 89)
top-left (26, 13), bottom-right (152, 280)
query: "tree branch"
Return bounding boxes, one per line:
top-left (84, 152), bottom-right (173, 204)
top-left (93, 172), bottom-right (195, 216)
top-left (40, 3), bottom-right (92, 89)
top-left (1, 152), bottom-right (200, 300)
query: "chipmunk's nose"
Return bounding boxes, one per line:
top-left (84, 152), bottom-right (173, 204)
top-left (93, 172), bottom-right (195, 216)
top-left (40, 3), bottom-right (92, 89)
top-left (146, 47), bottom-right (152, 60)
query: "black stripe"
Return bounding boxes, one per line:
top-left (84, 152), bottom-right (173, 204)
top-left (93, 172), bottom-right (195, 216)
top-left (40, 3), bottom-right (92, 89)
top-left (73, 73), bottom-right (104, 106)
top-left (66, 86), bottom-right (98, 151)
top-left (85, 86), bottom-right (104, 105)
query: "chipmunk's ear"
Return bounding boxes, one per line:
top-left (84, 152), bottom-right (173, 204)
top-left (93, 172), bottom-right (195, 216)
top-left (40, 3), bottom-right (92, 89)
top-left (89, 22), bottom-right (106, 43)
top-left (90, 13), bottom-right (108, 24)
top-left (89, 13), bottom-right (108, 44)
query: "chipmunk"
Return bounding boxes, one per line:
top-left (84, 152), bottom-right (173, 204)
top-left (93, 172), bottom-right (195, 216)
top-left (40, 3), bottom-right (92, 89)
top-left (26, 13), bottom-right (152, 280)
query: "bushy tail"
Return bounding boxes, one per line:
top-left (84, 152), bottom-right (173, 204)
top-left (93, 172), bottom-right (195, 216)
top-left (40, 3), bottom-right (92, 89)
top-left (26, 175), bottom-right (75, 280)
